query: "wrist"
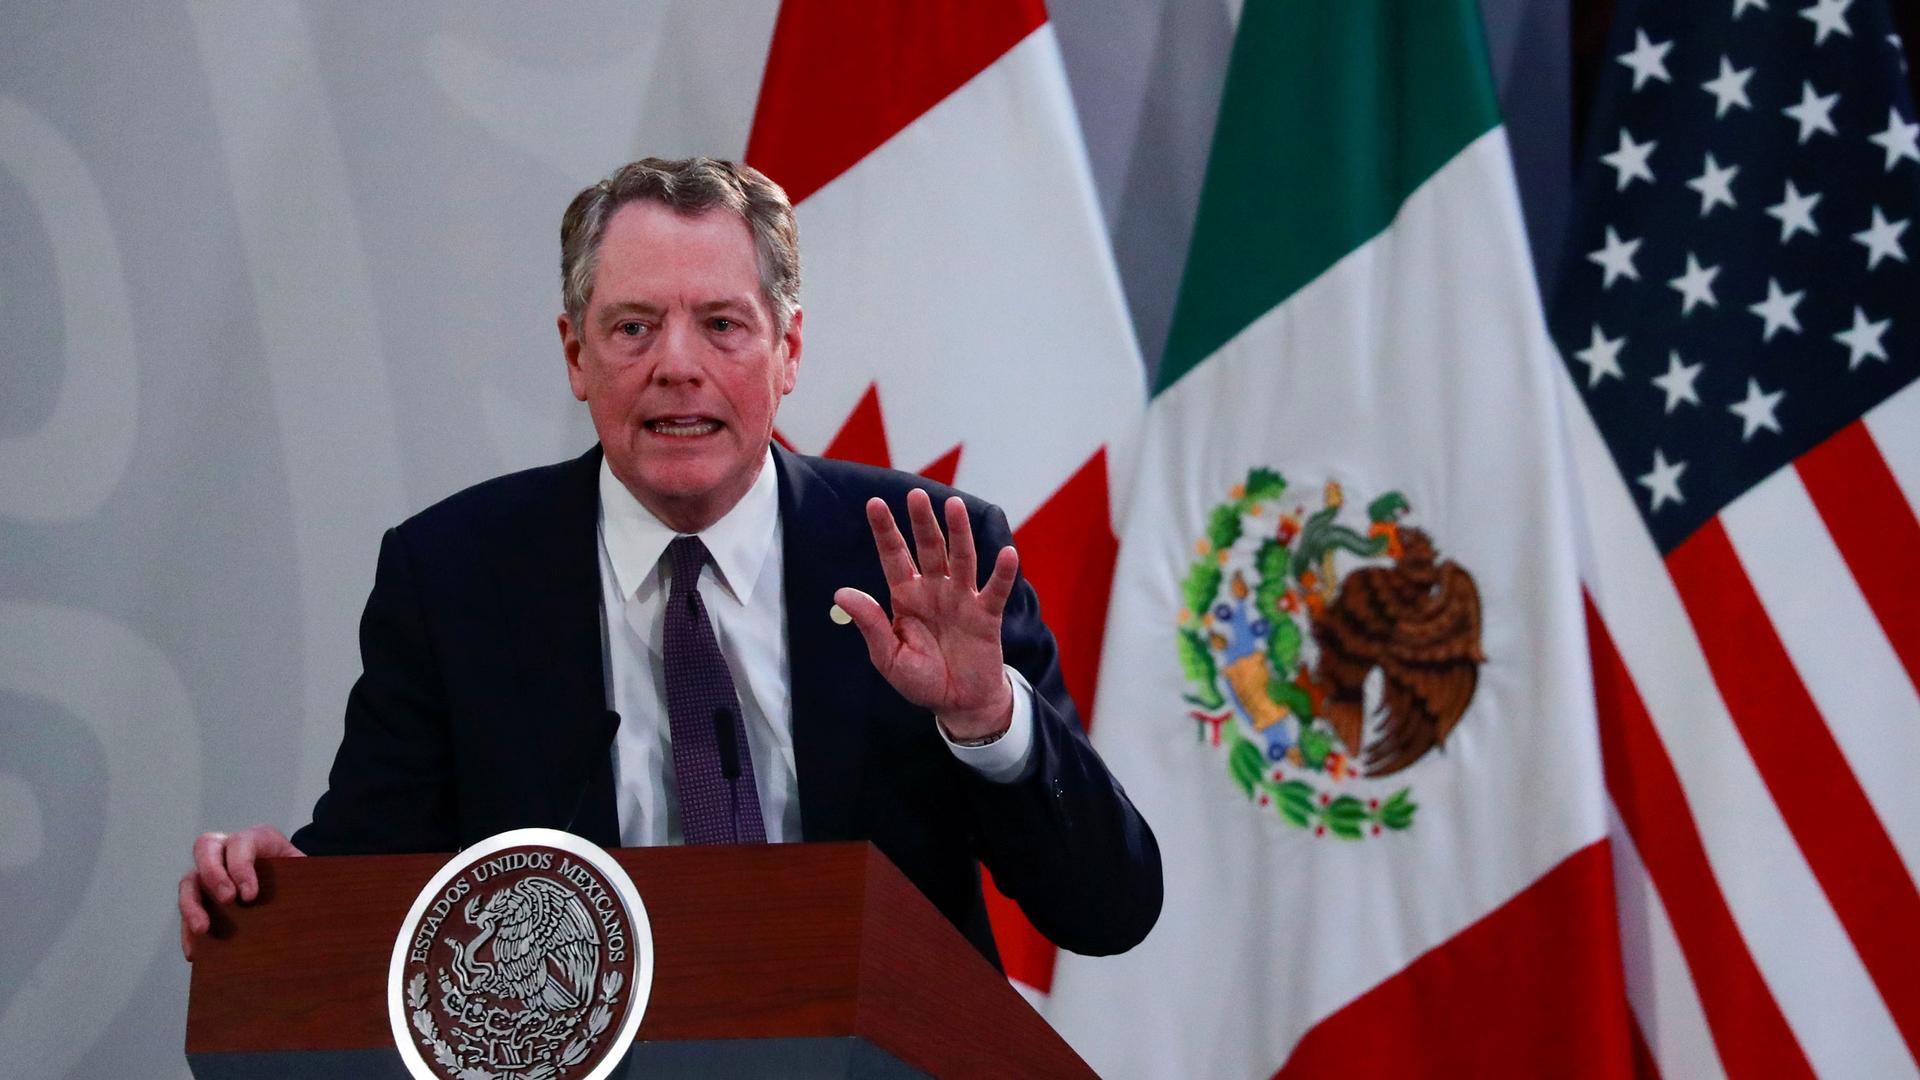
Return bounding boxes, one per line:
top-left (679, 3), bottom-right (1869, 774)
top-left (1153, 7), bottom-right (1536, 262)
top-left (944, 723), bottom-right (1007, 748)
top-left (937, 682), bottom-right (1015, 744)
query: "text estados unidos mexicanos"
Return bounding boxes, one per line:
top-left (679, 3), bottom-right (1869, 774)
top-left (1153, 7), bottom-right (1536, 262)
top-left (406, 850), bottom-right (627, 965)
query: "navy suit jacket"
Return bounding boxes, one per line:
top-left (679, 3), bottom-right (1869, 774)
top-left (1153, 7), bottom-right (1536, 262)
top-left (292, 444), bottom-right (1162, 964)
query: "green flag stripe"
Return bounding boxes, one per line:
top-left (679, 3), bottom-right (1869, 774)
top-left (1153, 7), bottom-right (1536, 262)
top-left (1155, 0), bottom-right (1501, 396)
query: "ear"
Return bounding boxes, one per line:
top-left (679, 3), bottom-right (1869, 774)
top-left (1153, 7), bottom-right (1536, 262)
top-left (558, 312), bottom-right (589, 402)
top-left (778, 307), bottom-right (803, 395)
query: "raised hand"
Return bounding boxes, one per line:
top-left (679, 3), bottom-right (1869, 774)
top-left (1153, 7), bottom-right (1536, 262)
top-left (834, 489), bottom-right (1020, 742)
top-left (178, 824), bottom-right (304, 960)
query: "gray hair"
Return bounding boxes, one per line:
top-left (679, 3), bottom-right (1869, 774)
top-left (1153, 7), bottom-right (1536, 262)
top-left (560, 156), bottom-right (801, 333)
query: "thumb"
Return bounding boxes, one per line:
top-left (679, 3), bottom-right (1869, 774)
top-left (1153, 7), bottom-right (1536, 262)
top-left (833, 587), bottom-right (897, 673)
top-left (261, 828), bottom-right (304, 859)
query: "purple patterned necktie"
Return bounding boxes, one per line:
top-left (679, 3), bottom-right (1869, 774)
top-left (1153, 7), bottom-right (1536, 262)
top-left (662, 536), bottom-right (767, 844)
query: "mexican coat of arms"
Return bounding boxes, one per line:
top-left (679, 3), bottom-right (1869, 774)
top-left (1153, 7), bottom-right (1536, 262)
top-left (388, 829), bottom-right (651, 1080)
top-left (1178, 469), bottom-right (1485, 839)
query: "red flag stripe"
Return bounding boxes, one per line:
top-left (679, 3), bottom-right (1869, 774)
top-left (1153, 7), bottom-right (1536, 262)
top-left (1628, 1011), bottom-right (1663, 1080)
top-left (1667, 520), bottom-right (1920, 1059)
top-left (987, 447), bottom-right (1121, 992)
top-left (979, 865), bottom-right (1053, 992)
top-left (1274, 842), bottom-right (1634, 1079)
top-left (1010, 447), bottom-right (1118, 728)
top-left (745, 0), bottom-right (1048, 203)
top-left (1586, 598), bottom-right (1814, 1079)
top-left (1795, 422), bottom-right (1920, 699)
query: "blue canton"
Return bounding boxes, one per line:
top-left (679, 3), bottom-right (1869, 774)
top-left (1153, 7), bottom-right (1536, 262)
top-left (1552, 0), bottom-right (1920, 554)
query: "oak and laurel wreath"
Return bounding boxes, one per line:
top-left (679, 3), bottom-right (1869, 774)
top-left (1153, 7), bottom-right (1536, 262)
top-left (1177, 466), bottom-right (1416, 839)
top-left (408, 967), bottom-right (624, 1080)
top-left (558, 971), bottom-right (622, 1071)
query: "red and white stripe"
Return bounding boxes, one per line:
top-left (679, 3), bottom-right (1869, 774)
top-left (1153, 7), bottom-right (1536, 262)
top-left (1569, 371), bottom-right (1920, 1078)
top-left (745, 0), bottom-right (1145, 993)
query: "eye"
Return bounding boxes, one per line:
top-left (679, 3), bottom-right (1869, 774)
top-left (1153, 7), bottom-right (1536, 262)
top-left (616, 320), bottom-right (647, 337)
top-left (709, 317), bottom-right (736, 332)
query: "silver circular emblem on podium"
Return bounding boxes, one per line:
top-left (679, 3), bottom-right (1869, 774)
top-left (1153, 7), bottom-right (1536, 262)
top-left (387, 828), bottom-right (653, 1080)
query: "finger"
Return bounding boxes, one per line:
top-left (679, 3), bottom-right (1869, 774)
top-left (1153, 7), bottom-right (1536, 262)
top-left (833, 587), bottom-right (899, 672)
top-left (865, 497), bottom-right (917, 589)
top-left (227, 831), bottom-right (260, 902)
top-left (257, 826), bottom-right (306, 860)
top-left (944, 497), bottom-right (977, 588)
top-left (193, 832), bottom-right (237, 903)
top-left (178, 871), bottom-right (209, 932)
top-left (906, 489), bottom-right (948, 577)
top-left (979, 546), bottom-right (1020, 618)
top-left (178, 871), bottom-right (209, 941)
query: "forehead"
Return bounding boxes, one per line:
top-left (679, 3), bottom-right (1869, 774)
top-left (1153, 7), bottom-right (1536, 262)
top-left (590, 201), bottom-right (761, 307)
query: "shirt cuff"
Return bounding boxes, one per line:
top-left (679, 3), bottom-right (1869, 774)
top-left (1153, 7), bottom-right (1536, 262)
top-left (938, 666), bottom-right (1037, 784)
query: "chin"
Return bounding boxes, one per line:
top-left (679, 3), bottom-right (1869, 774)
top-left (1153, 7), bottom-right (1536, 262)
top-left (627, 457), bottom-right (735, 502)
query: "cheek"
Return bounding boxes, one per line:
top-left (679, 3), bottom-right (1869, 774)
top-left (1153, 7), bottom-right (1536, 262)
top-left (587, 370), bottom-right (647, 423)
top-left (762, 372), bottom-right (789, 418)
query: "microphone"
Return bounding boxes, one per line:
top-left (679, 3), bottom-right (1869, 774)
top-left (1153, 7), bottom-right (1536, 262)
top-left (563, 709), bottom-right (623, 836)
top-left (713, 706), bottom-right (742, 843)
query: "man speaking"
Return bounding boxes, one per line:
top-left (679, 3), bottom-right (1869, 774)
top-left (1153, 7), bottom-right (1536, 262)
top-left (178, 157), bottom-right (1162, 968)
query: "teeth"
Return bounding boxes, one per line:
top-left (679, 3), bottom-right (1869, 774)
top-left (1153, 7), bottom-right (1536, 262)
top-left (648, 418), bottom-right (720, 437)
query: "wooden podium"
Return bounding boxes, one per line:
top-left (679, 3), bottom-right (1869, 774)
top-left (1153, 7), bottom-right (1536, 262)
top-left (185, 842), bottom-right (1094, 1079)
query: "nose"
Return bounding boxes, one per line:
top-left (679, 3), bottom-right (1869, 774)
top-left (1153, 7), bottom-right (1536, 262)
top-left (650, 318), bottom-right (704, 385)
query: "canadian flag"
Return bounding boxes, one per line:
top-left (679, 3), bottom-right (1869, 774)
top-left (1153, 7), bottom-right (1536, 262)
top-left (746, 1), bottom-right (1145, 993)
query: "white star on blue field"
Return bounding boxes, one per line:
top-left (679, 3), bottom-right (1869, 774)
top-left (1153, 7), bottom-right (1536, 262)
top-left (1553, 0), bottom-right (1919, 552)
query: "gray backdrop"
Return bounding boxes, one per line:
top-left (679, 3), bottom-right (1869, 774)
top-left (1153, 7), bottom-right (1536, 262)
top-left (0, 2), bottom-right (1563, 1076)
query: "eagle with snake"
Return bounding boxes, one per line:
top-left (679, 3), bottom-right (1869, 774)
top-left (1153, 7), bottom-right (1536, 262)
top-left (1310, 526), bottom-right (1484, 777)
top-left (444, 876), bottom-right (601, 1014)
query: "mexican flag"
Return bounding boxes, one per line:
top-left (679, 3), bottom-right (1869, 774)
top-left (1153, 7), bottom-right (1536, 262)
top-left (1044, 1), bottom-right (1635, 1074)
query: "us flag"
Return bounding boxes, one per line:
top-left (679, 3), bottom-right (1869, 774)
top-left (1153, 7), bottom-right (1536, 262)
top-left (1551, 0), bottom-right (1920, 1075)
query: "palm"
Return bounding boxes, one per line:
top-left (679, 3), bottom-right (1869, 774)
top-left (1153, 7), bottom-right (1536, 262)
top-left (875, 567), bottom-right (1006, 712)
top-left (835, 489), bottom-right (1019, 736)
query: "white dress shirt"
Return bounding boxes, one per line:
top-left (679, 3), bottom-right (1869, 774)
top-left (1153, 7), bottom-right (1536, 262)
top-left (596, 449), bottom-right (1035, 846)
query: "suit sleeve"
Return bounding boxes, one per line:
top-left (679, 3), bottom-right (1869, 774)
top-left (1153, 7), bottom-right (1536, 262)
top-left (958, 504), bottom-right (1163, 956)
top-left (290, 526), bottom-right (459, 855)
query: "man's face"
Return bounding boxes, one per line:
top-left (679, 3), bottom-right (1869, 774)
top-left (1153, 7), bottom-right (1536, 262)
top-left (559, 201), bottom-right (801, 532)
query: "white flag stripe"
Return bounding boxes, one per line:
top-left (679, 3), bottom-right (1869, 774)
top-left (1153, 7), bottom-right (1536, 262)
top-left (1560, 376), bottom-right (1915, 1078)
top-left (1864, 379), bottom-right (1920, 516)
top-left (1608, 806), bottom-right (1727, 1080)
top-left (1721, 469), bottom-right (1920, 885)
top-left (785, 26), bottom-right (1143, 527)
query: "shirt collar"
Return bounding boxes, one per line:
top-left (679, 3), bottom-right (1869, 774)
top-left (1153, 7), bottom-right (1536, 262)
top-left (598, 447), bottom-right (779, 607)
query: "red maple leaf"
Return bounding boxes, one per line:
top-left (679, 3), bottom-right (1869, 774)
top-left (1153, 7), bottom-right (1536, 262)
top-left (782, 382), bottom-right (1120, 993)
top-left (776, 382), bottom-right (962, 484)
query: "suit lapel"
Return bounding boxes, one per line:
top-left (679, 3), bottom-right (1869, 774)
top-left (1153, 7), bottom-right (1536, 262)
top-left (492, 446), bottom-right (620, 846)
top-left (493, 445), bottom-right (873, 847)
top-left (775, 446), bottom-right (874, 842)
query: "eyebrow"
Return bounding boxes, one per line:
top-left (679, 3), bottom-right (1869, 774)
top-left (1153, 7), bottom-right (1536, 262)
top-left (593, 296), bottom-right (759, 323)
top-left (594, 300), bottom-right (662, 325)
top-left (692, 296), bottom-right (759, 317)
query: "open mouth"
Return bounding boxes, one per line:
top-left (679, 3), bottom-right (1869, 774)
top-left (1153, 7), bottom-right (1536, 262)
top-left (646, 416), bottom-right (722, 437)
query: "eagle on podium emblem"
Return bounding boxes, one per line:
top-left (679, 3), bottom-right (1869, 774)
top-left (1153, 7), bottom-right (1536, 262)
top-left (388, 829), bottom-right (651, 1080)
